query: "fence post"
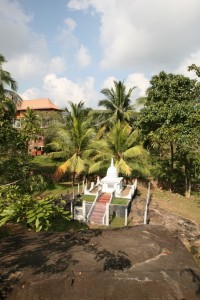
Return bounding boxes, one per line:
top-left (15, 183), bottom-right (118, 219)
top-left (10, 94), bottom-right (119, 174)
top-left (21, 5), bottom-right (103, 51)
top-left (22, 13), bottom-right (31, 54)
top-left (144, 182), bottom-right (151, 224)
top-left (125, 208), bottom-right (128, 226)
top-left (82, 200), bottom-right (86, 221)
top-left (106, 203), bottom-right (109, 226)
top-left (78, 183), bottom-right (80, 195)
top-left (82, 180), bottom-right (85, 193)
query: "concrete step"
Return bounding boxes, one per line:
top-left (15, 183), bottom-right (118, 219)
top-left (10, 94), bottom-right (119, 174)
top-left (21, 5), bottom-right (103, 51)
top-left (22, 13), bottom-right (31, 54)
top-left (90, 216), bottom-right (104, 222)
top-left (88, 193), bottom-right (110, 225)
top-left (98, 200), bottom-right (109, 204)
top-left (91, 212), bottom-right (104, 218)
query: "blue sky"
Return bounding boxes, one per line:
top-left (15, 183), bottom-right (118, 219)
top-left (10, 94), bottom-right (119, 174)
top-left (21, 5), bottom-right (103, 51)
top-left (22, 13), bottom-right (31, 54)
top-left (1, 0), bottom-right (200, 109)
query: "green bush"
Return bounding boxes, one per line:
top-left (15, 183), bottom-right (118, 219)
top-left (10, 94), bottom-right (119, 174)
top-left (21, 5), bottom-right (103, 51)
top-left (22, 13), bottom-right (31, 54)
top-left (20, 175), bottom-right (48, 194)
top-left (0, 185), bottom-right (69, 232)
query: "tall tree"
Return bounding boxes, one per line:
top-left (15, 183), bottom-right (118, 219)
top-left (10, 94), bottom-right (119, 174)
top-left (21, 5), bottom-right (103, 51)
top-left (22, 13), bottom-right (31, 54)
top-left (21, 107), bottom-right (41, 139)
top-left (88, 121), bottom-right (149, 178)
top-left (0, 54), bottom-right (28, 184)
top-left (53, 101), bottom-right (94, 185)
top-left (138, 71), bottom-right (200, 197)
top-left (98, 80), bottom-right (136, 125)
top-left (0, 54), bottom-right (22, 121)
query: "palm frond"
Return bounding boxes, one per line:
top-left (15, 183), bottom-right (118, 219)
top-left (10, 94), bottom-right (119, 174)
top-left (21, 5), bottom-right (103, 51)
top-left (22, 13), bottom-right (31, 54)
top-left (116, 158), bottom-right (132, 176)
top-left (89, 161), bottom-right (103, 173)
top-left (123, 145), bottom-right (147, 158)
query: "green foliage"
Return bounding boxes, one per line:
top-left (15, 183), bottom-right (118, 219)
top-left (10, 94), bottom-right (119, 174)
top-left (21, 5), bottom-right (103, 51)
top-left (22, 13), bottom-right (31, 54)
top-left (53, 101), bottom-right (94, 182)
top-left (88, 121), bottom-right (150, 178)
top-left (0, 55), bottom-right (30, 185)
top-left (80, 194), bottom-right (96, 202)
top-left (109, 216), bottom-right (125, 228)
top-left (24, 196), bottom-right (68, 232)
top-left (21, 107), bottom-right (41, 140)
top-left (0, 122), bottom-right (29, 184)
top-left (0, 54), bottom-right (22, 121)
top-left (0, 185), bottom-right (69, 232)
top-left (111, 198), bottom-right (129, 205)
top-left (99, 80), bottom-right (136, 125)
top-left (138, 71), bottom-right (200, 196)
top-left (20, 175), bottom-right (48, 194)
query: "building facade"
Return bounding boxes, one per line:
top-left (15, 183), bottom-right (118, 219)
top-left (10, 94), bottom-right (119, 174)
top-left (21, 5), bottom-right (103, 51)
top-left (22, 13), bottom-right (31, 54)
top-left (14, 98), bottom-right (61, 155)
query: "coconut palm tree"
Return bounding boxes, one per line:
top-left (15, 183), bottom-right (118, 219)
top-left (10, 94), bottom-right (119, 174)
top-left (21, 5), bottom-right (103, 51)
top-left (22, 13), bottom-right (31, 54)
top-left (0, 54), bottom-right (22, 120)
top-left (98, 80), bottom-right (136, 126)
top-left (53, 101), bottom-right (94, 185)
top-left (88, 121), bottom-right (150, 178)
top-left (21, 107), bottom-right (41, 138)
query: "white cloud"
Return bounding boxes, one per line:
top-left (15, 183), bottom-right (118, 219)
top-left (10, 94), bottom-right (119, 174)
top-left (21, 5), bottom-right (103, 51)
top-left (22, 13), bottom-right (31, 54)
top-left (174, 50), bottom-right (200, 79)
top-left (0, 0), bottom-right (32, 58)
top-left (101, 76), bottom-right (117, 89)
top-left (75, 45), bottom-right (91, 68)
top-left (57, 18), bottom-right (78, 50)
top-left (6, 53), bottom-right (47, 80)
top-left (20, 88), bottom-right (43, 100)
top-left (64, 18), bottom-right (77, 31)
top-left (100, 73), bottom-right (149, 107)
top-left (102, 74), bottom-right (149, 97)
top-left (68, 0), bottom-right (200, 72)
top-left (42, 73), bottom-right (98, 108)
top-left (126, 73), bottom-right (149, 97)
top-left (0, 0), bottom-right (50, 86)
top-left (67, 0), bottom-right (91, 10)
top-left (49, 56), bottom-right (67, 74)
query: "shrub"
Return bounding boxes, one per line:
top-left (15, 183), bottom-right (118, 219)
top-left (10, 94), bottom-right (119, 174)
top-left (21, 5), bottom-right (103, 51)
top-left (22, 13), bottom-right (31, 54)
top-left (0, 185), bottom-right (69, 232)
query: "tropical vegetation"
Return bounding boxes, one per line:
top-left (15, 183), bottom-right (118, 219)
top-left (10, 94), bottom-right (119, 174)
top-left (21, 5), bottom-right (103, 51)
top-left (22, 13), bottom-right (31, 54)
top-left (0, 53), bottom-right (200, 232)
top-left (138, 71), bottom-right (200, 197)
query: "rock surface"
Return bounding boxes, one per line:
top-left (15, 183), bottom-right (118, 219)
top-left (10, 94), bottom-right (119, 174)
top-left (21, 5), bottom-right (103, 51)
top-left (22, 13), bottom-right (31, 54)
top-left (1, 225), bottom-right (200, 300)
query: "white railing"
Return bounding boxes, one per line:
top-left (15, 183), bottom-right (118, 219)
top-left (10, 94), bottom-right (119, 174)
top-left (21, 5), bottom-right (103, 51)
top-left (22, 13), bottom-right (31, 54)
top-left (84, 182), bottom-right (99, 195)
top-left (144, 182), bottom-right (151, 224)
top-left (115, 179), bottom-right (138, 199)
top-left (86, 188), bottom-right (102, 222)
top-left (74, 207), bottom-right (84, 221)
top-left (102, 191), bottom-right (114, 226)
top-left (128, 179), bottom-right (137, 198)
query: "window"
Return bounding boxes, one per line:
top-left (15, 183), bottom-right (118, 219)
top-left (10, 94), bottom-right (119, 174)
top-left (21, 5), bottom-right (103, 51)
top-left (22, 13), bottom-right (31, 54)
top-left (13, 119), bottom-right (21, 128)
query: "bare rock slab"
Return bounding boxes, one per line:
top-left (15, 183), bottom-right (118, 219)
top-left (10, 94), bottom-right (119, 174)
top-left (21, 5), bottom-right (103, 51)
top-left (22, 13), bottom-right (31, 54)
top-left (0, 225), bottom-right (200, 300)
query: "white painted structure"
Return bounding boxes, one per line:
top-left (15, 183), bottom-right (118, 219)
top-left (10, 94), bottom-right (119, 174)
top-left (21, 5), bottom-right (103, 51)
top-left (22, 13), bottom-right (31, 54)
top-left (101, 158), bottom-right (123, 193)
top-left (75, 158), bottom-right (138, 226)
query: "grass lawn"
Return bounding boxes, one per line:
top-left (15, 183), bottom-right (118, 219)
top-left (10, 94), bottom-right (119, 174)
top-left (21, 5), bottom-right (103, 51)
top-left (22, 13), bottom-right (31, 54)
top-left (31, 155), bottom-right (62, 167)
top-left (111, 197), bottom-right (129, 205)
top-left (80, 195), bottom-right (96, 202)
top-left (151, 189), bottom-right (200, 225)
top-left (31, 156), bottom-right (85, 199)
top-left (109, 217), bottom-right (125, 228)
top-left (36, 182), bottom-right (75, 198)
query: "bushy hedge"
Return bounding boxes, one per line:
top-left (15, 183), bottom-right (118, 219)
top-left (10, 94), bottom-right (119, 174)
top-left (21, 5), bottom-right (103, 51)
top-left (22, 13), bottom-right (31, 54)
top-left (0, 185), bottom-right (70, 232)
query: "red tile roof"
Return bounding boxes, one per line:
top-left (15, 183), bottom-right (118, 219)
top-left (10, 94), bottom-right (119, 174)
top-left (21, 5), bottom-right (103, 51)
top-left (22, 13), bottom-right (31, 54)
top-left (17, 98), bottom-right (61, 111)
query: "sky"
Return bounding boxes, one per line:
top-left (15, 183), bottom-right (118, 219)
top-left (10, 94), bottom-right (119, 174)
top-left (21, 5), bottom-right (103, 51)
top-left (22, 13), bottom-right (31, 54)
top-left (1, 0), bottom-right (200, 109)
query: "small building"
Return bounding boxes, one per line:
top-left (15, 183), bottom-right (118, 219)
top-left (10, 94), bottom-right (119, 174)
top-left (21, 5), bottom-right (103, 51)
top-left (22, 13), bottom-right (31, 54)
top-left (14, 98), bottom-right (61, 155)
top-left (101, 158), bottom-right (123, 193)
top-left (76, 159), bottom-right (137, 226)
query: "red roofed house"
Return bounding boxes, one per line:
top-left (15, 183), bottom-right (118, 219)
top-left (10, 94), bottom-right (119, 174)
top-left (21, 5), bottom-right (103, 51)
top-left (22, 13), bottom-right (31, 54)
top-left (14, 98), bottom-right (61, 155)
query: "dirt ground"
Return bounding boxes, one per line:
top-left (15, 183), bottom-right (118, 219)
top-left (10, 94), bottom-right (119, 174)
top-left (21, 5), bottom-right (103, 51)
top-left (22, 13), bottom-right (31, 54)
top-left (1, 185), bottom-right (200, 300)
top-left (128, 184), bottom-right (200, 267)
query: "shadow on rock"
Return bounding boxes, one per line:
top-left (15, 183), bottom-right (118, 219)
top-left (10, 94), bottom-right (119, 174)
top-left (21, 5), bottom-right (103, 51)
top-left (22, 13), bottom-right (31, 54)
top-left (0, 229), bottom-right (102, 299)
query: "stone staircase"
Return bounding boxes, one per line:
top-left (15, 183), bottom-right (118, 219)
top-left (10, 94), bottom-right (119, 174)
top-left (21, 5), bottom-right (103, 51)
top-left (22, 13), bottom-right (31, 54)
top-left (89, 193), bottom-right (111, 225)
